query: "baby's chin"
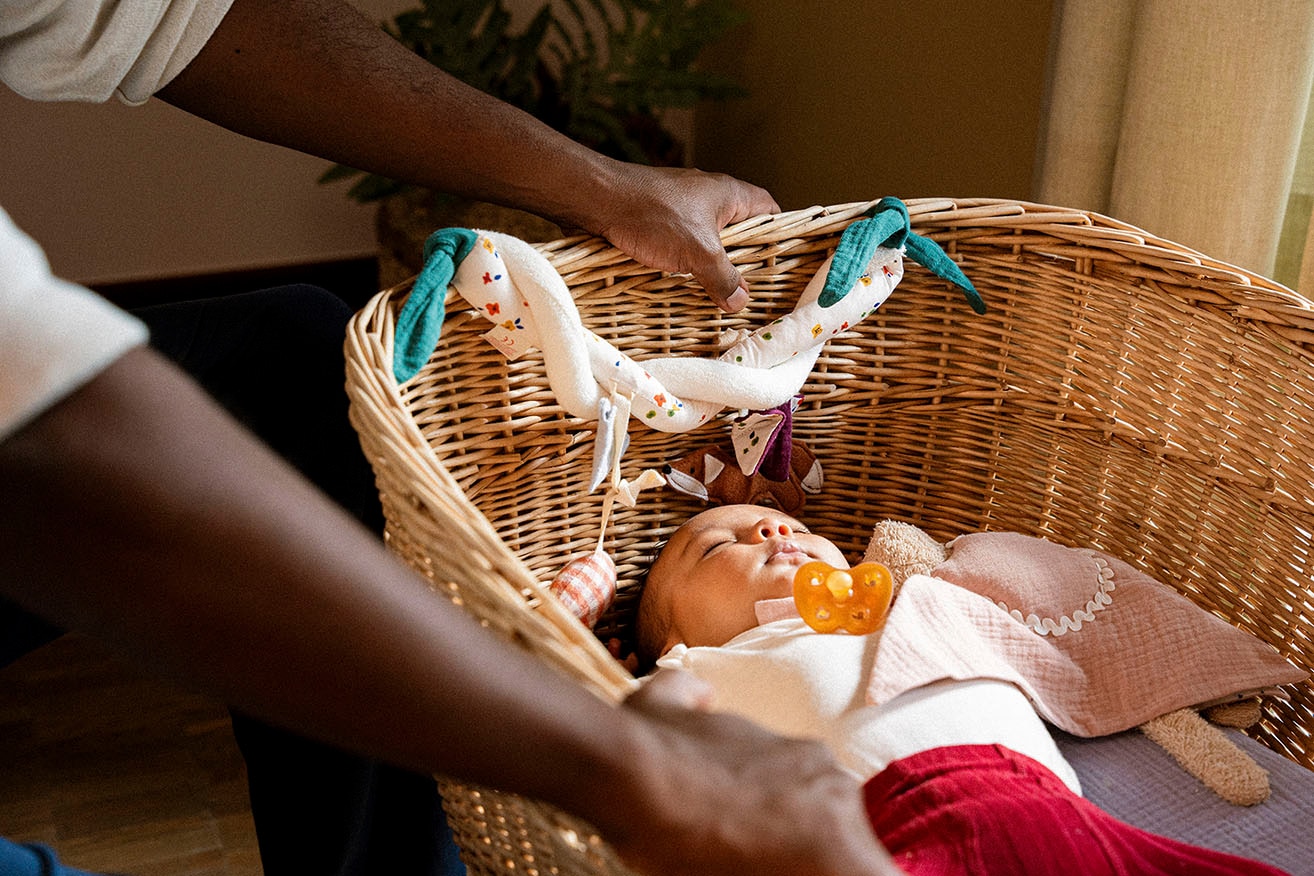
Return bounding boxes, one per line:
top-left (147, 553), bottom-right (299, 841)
top-left (757, 569), bottom-right (799, 600)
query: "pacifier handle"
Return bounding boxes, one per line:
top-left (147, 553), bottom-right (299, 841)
top-left (793, 561), bottom-right (894, 635)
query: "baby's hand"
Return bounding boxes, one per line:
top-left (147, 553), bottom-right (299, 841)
top-left (605, 637), bottom-right (640, 676)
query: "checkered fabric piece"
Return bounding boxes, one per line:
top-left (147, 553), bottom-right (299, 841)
top-left (549, 551), bottom-right (617, 629)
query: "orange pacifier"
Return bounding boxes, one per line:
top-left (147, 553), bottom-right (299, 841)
top-left (793, 561), bottom-right (894, 634)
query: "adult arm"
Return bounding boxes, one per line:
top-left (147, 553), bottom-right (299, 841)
top-left (155, 0), bottom-right (777, 310)
top-left (0, 345), bottom-right (896, 876)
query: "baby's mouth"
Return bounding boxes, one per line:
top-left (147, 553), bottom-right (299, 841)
top-left (766, 542), bottom-right (810, 564)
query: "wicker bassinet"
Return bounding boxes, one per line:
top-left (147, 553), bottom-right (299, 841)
top-left (344, 197), bottom-right (1314, 876)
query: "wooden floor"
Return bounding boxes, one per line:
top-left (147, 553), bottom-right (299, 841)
top-left (0, 633), bottom-right (263, 875)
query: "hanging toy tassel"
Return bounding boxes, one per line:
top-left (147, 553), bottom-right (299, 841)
top-left (549, 551), bottom-right (618, 630)
top-left (549, 467), bottom-right (666, 631)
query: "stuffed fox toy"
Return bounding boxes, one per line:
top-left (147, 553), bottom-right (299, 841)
top-left (662, 442), bottom-right (823, 514)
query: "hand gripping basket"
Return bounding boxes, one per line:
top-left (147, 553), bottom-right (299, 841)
top-left (344, 197), bottom-right (1314, 876)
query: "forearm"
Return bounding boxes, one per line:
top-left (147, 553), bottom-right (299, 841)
top-left (156, 0), bottom-right (621, 233)
top-left (155, 0), bottom-right (779, 309)
top-left (0, 346), bottom-right (633, 808)
top-left (0, 349), bottom-right (898, 874)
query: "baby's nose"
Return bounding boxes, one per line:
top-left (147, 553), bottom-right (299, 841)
top-left (752, 518), bottom-right (794, 542)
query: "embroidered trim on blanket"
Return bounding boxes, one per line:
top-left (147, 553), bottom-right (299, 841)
top-left (995, 551), bottom-right (1116, 636)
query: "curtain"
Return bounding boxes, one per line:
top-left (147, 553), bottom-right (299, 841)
top-left (1034, 0), bottom-right (1314, 289)
top-left (1286, 86), bottom-right (1314, 292)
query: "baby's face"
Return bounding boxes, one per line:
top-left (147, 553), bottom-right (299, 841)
top-left (650, 504), bottom-right (848, 651)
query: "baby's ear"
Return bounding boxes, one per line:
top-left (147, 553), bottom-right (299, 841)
top-left (862, 520), bottom-right (947, 591)
top-left (660, 624), bottom-right (685, 660)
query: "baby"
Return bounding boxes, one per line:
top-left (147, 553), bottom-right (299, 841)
top-left (637, 503), bottom-right (1288, 876)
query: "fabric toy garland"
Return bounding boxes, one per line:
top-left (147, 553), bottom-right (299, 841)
top-left (391, 198), bottom-right (984, 437)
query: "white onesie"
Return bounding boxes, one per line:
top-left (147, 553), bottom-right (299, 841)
top-left (657, 616), bottom-right (1082, 794)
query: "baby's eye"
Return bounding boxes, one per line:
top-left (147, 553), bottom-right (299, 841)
top-left (702, 540), bottom-right (731, 557)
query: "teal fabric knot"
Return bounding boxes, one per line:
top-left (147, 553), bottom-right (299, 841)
top-left (393, 227), bottom-right (479, 383)
top-left (820, 197), bottom-right (986, 314)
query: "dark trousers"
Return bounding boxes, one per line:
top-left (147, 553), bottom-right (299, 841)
top-left (137, 286), bottom-right (465, 876)
top-left (1, 285), bottom-right (465, 876)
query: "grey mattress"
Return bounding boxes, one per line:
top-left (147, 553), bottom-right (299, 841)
top-left (1055, 728), bottom-right (1314, 875)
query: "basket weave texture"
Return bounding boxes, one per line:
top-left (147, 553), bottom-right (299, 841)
top-left (345, 198), bottom-right (1314, 876)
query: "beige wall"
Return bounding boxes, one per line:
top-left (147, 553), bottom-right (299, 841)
top-left (0, 1), bottom-right (1052, 285)
top-left (694, 0), bottom-right (1054, 210)
top-left (0, 0), bottom-right (410, 286)
top-left (0, 89), bottom-right (380, 285)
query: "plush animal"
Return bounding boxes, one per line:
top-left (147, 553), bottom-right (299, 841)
top-left (864, 520), bottom-right (1276, 806)
top-left (663, 441), bottom-right (823, 514)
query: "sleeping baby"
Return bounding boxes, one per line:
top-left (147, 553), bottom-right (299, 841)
top-left (636, 503), bottom-right (1290, 876)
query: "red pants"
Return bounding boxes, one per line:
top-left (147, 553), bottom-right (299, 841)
top-left (864, 745), bottom-right (1289, 876)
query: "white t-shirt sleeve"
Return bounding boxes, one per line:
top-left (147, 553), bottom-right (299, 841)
top-left (0, 0), bottom-right (235, 104)
top-left (0, 206), bottom-right (148, 441)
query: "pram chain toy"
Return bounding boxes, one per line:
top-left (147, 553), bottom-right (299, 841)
top-left (393, 198), bottom-right (981, 420)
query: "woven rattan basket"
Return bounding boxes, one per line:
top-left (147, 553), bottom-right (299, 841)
top-left (345, 197), bottom-right (1314, 876)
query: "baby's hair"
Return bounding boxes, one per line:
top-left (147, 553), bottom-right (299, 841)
top-left (634, 537), bottom-right (672, 671)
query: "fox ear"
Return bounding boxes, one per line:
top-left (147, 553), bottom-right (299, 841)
top-left (664, 465), bottom-right (709, 502)
top-left (703, 453), bottom-right (726, 484)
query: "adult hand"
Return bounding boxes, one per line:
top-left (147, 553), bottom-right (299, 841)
top-left (591, 163), bottom-right (780, 313)
top-left (600, 670), bottom-right (902, 876)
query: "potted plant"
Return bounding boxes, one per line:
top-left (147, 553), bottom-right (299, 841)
top-left (321, 0), bottom-right (748, 285)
